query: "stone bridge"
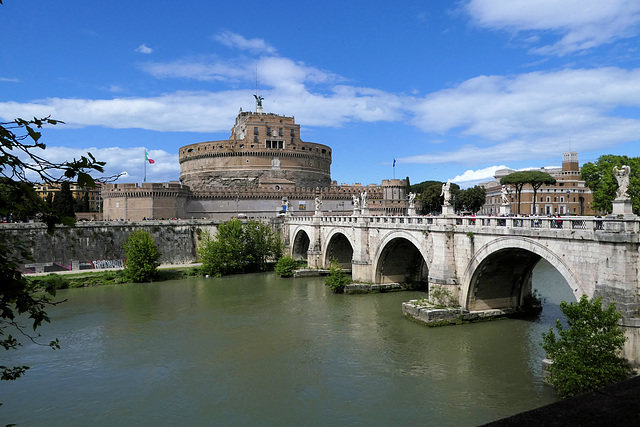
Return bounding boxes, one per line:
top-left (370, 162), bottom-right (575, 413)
top-left (286, 214), bottom-right (640, 319)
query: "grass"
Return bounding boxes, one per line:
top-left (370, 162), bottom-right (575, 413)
top-left (27, 266), bottom-right (200, 290)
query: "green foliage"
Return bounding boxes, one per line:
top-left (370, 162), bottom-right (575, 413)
top-left (275, 255), bottom-right (297, 277)
top-left (416, 181), bottom-right (460, 214)
top-left (500, 170), bottom-right (556, 214)
top-left (580, 155), bottom-right (640, 214)
top-left (542, 295), bottom-right (632, 398)
top-left (123, 230), bottom-right (161, 282)
top-left (457, 185), bottom-right (486, 213)
top-left (324, 259), bottom-right (351, 293)
top-left (429, 285), bottom-right (459, 308)
top-left (198, 219), bottom-right (284, 276)
top-left (52, 181), bottom-right (75, 219)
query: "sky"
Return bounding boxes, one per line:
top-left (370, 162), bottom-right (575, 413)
top-left (2, 0), bottom-right (640, 188)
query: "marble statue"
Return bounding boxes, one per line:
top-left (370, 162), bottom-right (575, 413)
top-left (408, 192), bottom-right (416, 208)
top-left (315, 196), bottom-right (322, 211)
top-left (501, 185), bottom-right (509, 204)
top-left (441, 182), bottom-right (451, 206)
top-left (614, 165), bottom-right (631, 200)
top-left (360, 191), bottom-right (368, 208)
top-left (352, 194), bottom-right (360, 209)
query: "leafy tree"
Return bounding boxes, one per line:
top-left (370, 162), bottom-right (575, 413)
top-left (274, 255), bottom-right (296, 277)
top-left (416, 181), bottom-right (460, 214)
top-left (324, 259), bottom-right (351, 293)
top-left (542, 295), bottom-right (632, 398)
top-left (123, 230), bottom-right (162, 282)
top-left (580, 155), bottom-right (640, 214)
top-left (526, 171), bottom-right (556, 214)
top-left (198, 219), bottom-right (283, 276)
top-left (0, 117), bottom-right (106, 385)
top-left (500, 172), bottom-right (530, 214)
top-left (52, 181), bottom-right (75, 218)
top-left (410, 180), bottom-right (441, 194)
top-left (457, 185), bottom-right (486, 213)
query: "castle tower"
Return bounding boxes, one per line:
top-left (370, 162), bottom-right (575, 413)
top-left (562, 151), bottom-right (579, 173)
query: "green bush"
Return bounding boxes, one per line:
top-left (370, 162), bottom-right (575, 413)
top-left (123, 230), bottom-right (161, 282)
top-left (198, 219), bottom-right (284, 276)
top-left (542, 295), bottom-right (632, 398)
top-left (275, 256), bottom-right (296, 277)
top-left (324, 260), bottom-right (351, 293)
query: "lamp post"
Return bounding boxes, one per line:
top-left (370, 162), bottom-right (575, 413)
top-left (566, 189), bottom-right (571, 215)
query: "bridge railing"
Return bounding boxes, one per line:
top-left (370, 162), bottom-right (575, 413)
top-left (287, 214), bottom-right (639, 233)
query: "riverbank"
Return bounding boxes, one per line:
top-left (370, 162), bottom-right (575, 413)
top-left (25, 263), bottom-right (203, 288)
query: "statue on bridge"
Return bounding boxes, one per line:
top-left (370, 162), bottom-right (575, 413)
top-left (614, 165), bottom-right (631, 200)
top-left (441, 182), bottom-right (451, 206)
top-left (408, 192), bottom-right (416, 208)
top-left (352, 194), bottom-right (360, 210)
top-left (501, 185), bottom-right (509, 205)
top-left (315, 195), bottom-right (323, 212)
top-left (360, 191), bottom-right (368, 208)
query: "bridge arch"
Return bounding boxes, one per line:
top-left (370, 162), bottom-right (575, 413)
top-left (291, 227), bottom-right (311, 260)
top-left (323, 230), bottom-right (354, 269)
top-left (373, 231), bottom-right (428, 286)
top-left (461, 237), bottom-right (585, 311)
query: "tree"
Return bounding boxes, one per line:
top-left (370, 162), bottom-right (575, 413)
top-left (457, 185), bottom-right (486, 213)
top-left (274, 255), bottom-right (296, 277)
top-left (542, 295), bottom-right (632, 398)
top-left (500, 172), bottom-right (530, 214)
top-left (198, 219), bottom-right (283, 276)
top-left (416, 181), bottom-right (460, 214)
top-left (526, 171), bottom-right (556, 215)
top-left (324, 259), bottom-right (351, 293)
top-left (52, 181), bottom-right (75, 218)
top-left (580, 155), bottom-right (640, 214)
top-left (123, 230), bottom-right (162, 282)
top-left (0, 117), bottom-right (105, 384)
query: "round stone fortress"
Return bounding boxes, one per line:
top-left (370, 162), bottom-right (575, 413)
top-left (179, 111), bottom-right (332, 192)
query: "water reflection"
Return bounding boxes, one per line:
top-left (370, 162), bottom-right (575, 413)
top-left (0, 261), bottom-right (573, 426)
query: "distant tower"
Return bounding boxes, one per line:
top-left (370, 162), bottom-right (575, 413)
top-left (562, 151), bottom-right (579, 174)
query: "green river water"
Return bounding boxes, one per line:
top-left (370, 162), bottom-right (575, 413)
top-left (0, 260), bottom-right (573, 426)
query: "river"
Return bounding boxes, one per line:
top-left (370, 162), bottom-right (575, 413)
top-left (1, 260), bottom-right (574, 426)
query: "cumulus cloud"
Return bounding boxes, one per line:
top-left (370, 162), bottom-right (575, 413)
top-left (450, 165), bottom-right (510, 184)
top-left (213, 31), bottom-right (277, 54)
top-left (24, 146), bottom-right (180, 183)
top-left (135, 44), bottom-right (153, 54)
top-left (465, 0), bottom-right (640, 55)
top-left (404, 67), bottom-right (640, 164)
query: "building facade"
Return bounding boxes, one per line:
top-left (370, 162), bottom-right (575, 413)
top-left (480, 152), bottom-right (596, 216)
top-left (102, 106), bottom-right (410, 221)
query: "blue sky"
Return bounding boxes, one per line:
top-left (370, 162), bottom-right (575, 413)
top-left (2, 0), bottom-right (640, 188)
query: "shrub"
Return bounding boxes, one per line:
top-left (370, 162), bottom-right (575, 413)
top-left (123, 230), bottom-right (161, 282)
top-left (275, 255), bottom-right (296, 277)
top-left (198, 219), bottom-right (284, 276)
top-left (324, 259), bottom-right (351, 293)
top-left (542, 295), bottom-right (632, 398)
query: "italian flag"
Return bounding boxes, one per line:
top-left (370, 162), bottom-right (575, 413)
top-left (145, 151), bottom-right (155, 164)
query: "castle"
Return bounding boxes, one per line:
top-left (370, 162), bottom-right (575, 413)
top-left (102, 103), bottom-right (409, 220)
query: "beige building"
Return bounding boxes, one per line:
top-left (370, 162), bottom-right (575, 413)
top-left (480, 152), bottom-right (596, 216)
top-left (102, 104), bottom-right (410, 221)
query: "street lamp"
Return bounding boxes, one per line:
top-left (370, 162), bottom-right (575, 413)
top-left (566, 189), bottom-right (571, 215)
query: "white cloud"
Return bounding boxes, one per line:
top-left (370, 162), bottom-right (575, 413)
top-left (405, 67), bottom-right (640, 164)
top-left (450, 165), bottom-right (509, 184)
top-left (135, 44), bottom-right (153, 54)
top-left (0, 77), bottom-right (19, 82)
top-left (25, 146), bottom-right (180, 183)
top-left (213, 31), bottom-right (277, 54)
top-left (465, 0), bottom-right (640, 55)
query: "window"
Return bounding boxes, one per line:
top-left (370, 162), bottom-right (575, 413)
top-left (254, 127), bottom-right (259, 135)
top-left (290, 129), bottom-right (295, 137)
top-left (265, 140), bottom-right (284, 149)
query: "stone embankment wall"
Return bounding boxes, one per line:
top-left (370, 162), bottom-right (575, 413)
top-left (1, 220), bottom-right (220, 273)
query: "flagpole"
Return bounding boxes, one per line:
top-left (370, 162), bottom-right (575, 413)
top-left (144, 148), bottom-right (147, 183)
